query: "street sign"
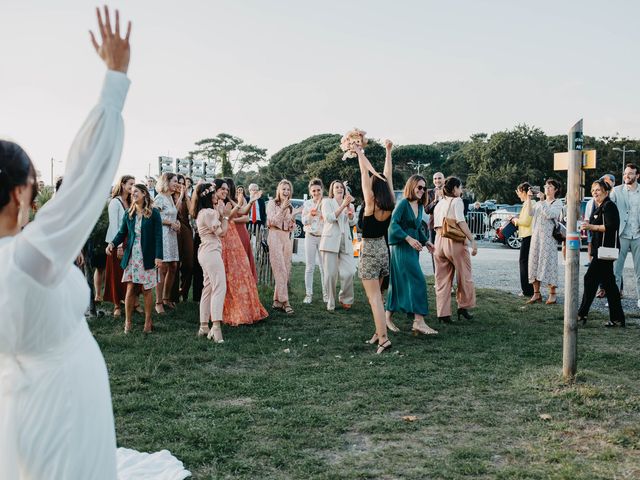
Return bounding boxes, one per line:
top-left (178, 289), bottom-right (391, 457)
top-left (158, 156), bottom-right (174, 174)
top-left (553, 150), bottom-right (596, 170)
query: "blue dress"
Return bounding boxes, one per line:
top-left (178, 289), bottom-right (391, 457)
top-left (386, 198), bottom-right (429, 316)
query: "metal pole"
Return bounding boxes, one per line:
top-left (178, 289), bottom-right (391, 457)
top-left (50, 157), bottom-right (54, 186)
top-left (622, 146), bottom-right (626, 176)
top-left (563, 119), bottom-right (582, 382)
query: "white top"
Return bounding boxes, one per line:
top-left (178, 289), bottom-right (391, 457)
top-left (301, 198), bottom-right (324, 236)
top-left (622, 184), bottom-right (640, 239)
top-left (319, 198), bottom-right (356, 254)
top-left (433, 197), bottom-right (465, 227)
top-left (106, 196), bottom-right (126, 242)
top-left (0, 71), bottom-right (189, 479)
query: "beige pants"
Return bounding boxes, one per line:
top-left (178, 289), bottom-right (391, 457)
top-left (321, 240), bottom-right (355, 309)
top-left (304, 234), bottom-right (326, 297)
top-left (434, 234), bottom-right (476, 317)
top-left (268, 229), bottom-right (293, 303)
top-left (198, 243), bottom-right (226, 323)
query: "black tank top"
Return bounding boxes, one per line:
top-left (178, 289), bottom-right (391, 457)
top-left (361, 203), bottom-right (391, 238)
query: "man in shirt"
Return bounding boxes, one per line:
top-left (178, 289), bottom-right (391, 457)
top-left (146, 176), bottom-right (157, 199)
top-left (425, 172), bottom-right (445, 243)
top-left (611, 164), bottom-right (640, 306)
top-left (248, 183), bottom-right (267, 228)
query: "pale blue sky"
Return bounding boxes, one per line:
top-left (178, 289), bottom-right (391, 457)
top-left (2, 0), bottom-right (640, 183)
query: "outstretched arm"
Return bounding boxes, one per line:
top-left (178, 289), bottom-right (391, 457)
top-left (383, 139), bottom-right (393, 192)
top-left (16, 7), bottom-right (132, 286)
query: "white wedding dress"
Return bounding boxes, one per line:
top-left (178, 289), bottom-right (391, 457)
top-left (0, 71), bottom-right (190, 479)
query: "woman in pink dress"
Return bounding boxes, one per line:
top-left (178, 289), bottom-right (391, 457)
top-left (215, 178), bottom-right (268, 326)
top-left (226, 178), bottom-right (257, 281)
top-left (194, 182), bottom-right (229, 342)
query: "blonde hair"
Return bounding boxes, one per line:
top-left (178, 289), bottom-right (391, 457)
top-left (275, 179), bottom-right (293, 206)
top-left (328, 180), bottom-right (346, 199)
top-left (157, 172), bottom-right (176, 194)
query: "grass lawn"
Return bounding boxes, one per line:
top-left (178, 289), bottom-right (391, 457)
top-left (91, 264), bottom-right (640, 479)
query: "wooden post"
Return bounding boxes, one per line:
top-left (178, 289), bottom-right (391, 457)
top-left (563, 119), bottom-right (583, 382)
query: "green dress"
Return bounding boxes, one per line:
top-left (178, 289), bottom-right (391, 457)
top-left (386, 198), bottom-right (429, 316)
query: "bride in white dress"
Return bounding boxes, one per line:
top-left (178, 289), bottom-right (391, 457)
top-left (0, 7), bottom-right (189, 479)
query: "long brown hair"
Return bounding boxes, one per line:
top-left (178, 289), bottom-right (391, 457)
top-left (128, 184), bottom-right (153, 219)
top-left (111, 175), bottom-right (134, 202)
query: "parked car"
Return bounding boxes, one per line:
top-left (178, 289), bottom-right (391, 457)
top-left (490, 205), bottom-right (523, 230)
top-left (291, 198), bottom-right (305, 238)
top-left (495, 220), bottom-right (521, 249)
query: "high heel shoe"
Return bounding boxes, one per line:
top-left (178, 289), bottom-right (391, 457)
top-left (376, 339), bottom-right (392, 354)
top-left (437, 316), bottom-right (451, 323)
top-left (197, 326), bottom-right (210, 337)
top-left (578, 315), bottom-right (587, 326)
top-left (124, 320), bottom-right (132, 334)
top-left (367, 333), bottom-right (379, 345)
top-left (154, 302), bottom-right (165, 315)
top-left (412, 323), bottom-right (438, 336)
top-left (526, 293), bottom-right (542, 304)
top-left (545, 294), bottom-right (557, 305)
top-left (457, 308), bottom-right (474, 321)
top-left (385, 317), bottom-right (400, 332)
top-left (207, 322), bottom-right (224, 343)
top-left (143, 321), bottom-right (154, 334)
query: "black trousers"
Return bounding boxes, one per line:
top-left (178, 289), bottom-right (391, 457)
top-left (519, 236), bottom-right (534, 296)
top-left (578, 257), bottom-right (625, 323)
top-left (192, 232), bottom-right (204, 302)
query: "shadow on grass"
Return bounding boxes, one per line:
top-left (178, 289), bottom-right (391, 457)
top-left (91, 264), bottom-right (640, 480)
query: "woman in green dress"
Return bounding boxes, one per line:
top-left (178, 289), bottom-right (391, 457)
top-left (385, 175), bottom-right (438, 336)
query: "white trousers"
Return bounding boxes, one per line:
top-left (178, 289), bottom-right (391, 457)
top-left (304, 234), bottom-right (326, 297)
top-left (614, 236), bottom-right (640, 297)
top-left (321, 247), bottom-right (355, 309)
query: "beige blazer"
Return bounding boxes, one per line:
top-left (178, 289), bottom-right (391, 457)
top-left (319, 198), bottom-right (356, 254)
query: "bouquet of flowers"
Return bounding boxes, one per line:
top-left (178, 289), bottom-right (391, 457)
top-left (340, 128), bottom-right (368, 161)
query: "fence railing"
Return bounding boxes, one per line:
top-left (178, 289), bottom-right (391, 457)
top-left (248, 223), bottom-right (274, 286)
top-left (465, 212), bottom-right (492, 240)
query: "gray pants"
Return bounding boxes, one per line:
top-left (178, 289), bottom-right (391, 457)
top-left (614, 236), bottom-right (640, 297)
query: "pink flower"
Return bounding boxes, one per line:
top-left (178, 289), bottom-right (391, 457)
top-left (340, 128), bottom-right (368, 161)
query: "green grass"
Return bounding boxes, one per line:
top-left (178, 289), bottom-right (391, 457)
top-left (91, 264), bottom-right (640, 479)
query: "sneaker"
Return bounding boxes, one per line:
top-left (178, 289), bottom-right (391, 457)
top-left (323, 294), bottom-right (329, 303)
top-left (303, 295), bottom-right (312, 304)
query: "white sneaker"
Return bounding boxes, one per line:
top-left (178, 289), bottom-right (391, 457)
top-left (303, 295), bottom-right (312, 304)
top-left (323, 293), bottom-right (329, 303)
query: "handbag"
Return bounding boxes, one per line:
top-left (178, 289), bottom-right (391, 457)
top-left (597, 212), bottom-right (619, 261)
top-left (551, 200), bottom-right (566, 243)
top-left (441, 198), bottom-right (467, 243)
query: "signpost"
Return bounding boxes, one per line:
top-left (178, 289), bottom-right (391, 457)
top-left (562, 120), bottom-right (583, 382)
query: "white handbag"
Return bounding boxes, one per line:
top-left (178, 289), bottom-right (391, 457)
top-left (597, 212), bottom-right (619, 261)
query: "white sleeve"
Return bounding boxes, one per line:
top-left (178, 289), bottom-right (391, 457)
top-left (454, 198), bottom-right (466, 222)
top-left (106, 198), bottom-right (122, 242)
top-left (15, 70), bottom-right (130, 286)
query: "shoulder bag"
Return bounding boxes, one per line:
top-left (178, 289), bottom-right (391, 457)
top-left (441, 198), bottom-right (467, 243)
top-left (597, 212), bottom-right (619, 261)
top-left (551, 200), bottom-right (566, 243)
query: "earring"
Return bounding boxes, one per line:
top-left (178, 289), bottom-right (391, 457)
top-left (17, 201), bottom-right (24, 224)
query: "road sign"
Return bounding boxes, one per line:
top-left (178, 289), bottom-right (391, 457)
top-left (553, 150), bottom-right (596, 171)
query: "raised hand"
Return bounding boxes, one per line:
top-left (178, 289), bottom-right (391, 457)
top-left (384, 139), bottom-right (393, 151)
top-left (342, 194), bottom-right (354, 207)
top-left (89, 6), bottom-right (132, 73)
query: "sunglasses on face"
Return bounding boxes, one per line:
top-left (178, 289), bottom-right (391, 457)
top-left (416, 185), bottom-right (425, 191)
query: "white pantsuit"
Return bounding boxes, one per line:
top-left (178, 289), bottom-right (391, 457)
top-left (319, 198), bottom-right (356, 309)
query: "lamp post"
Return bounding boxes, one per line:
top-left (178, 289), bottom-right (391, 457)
top-left (50, 157), bottom-right (62, 186)
top-left (408, 160), bottom-right (430, 175)
top-left (613, 146), bottom-right (636, 175)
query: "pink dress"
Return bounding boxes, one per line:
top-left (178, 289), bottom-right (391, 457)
top-left (221, 222), bottom-right (268, 325)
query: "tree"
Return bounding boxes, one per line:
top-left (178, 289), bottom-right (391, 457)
top-left (188, 133), bottom-right (266, 179)
top-left (259, 134), bottom-right (341, 196)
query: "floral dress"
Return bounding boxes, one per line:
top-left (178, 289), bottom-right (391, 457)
top-left (154, 193), bottom-right (179, 262)
top-left (528, 200), bottom-right (563, 286)
top-left (121, 215), bottom-right (158, 290)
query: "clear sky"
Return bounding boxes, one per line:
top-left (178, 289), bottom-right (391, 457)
top-left (3, 0), bottom-right (640, 184)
